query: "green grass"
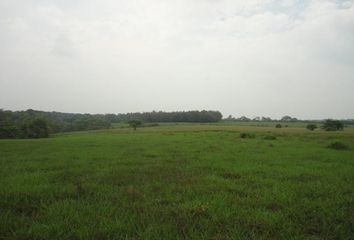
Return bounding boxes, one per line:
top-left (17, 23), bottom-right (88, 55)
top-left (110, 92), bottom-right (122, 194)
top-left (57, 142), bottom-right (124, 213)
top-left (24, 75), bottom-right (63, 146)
top-left (1, 124), bottom-right (353, 239)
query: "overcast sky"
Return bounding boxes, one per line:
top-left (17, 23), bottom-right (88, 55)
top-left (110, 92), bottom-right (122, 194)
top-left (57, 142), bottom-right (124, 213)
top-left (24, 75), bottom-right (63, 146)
top-left (0, 0), bottom-right (353, 119)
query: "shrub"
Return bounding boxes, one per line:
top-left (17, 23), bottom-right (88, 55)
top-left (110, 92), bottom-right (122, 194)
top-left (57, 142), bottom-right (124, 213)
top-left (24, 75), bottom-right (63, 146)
top-left (240, 133), bottom-right (255, 139)
top-left (322, 120), bottom-right (344, 131)
top-left (306, 124), bottom-right (317, 131)
top-left (143, 123), bottom-right (159, 128)
top-left (264, 135), bottom-right (277, 140)
top-left (275, 124), bottom-right (282, 128)
top-left (327, 141), bottom-right (349, 150)
top-left (127, 120), bottom-right (142, 130)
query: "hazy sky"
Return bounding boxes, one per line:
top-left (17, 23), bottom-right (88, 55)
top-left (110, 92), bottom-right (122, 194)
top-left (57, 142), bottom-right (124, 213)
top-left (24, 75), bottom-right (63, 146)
top-left (1, 0), bottom-right (353, 119)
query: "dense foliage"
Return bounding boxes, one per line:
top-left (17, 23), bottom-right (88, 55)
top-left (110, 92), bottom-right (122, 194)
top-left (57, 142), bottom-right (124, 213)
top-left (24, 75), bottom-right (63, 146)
top-left (322, 119), bottom-right (344, 131)
top-left (306, 124), bottom-right (317, 131)
top-left (0, 109), bottom-right (111, 139)
top-left (21, 119), bottom-right (50, 138)
top-left (127, 120), bottom-right (142, 130)
top-left (0, 117), bottom-right (50, 139)
top-left (1, 109), bottom-right (349, 138)
top-left (0, 109), bottom-right (223, 138)
top-left (224, 115), bottom-right (354, 126)
top-left (118, 110), bottom-right (223, 123)
top-left (327, 141), bottom-right (349, 150)
top-left (224, 115), bottom-right (298, 122)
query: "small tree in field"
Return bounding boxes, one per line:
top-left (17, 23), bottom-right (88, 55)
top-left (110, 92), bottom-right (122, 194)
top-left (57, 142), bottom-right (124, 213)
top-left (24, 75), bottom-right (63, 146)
top-left (322, 119), bottom-right (344, 131)
top-left (275, 124), bottom-right (282, 128)
top-left (127, 120), bottom-right (142, 130)
top-left (306, 124), bottom-right (317, 131)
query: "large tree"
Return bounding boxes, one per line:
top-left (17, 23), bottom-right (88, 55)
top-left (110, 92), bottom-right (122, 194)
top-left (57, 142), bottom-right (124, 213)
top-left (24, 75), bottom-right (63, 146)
top-left (322, 119), bottom-right (344, 131)
top-left (127, 120), bottom-right (142, 130)
top-left (306, 124), bottom-right (317, 131)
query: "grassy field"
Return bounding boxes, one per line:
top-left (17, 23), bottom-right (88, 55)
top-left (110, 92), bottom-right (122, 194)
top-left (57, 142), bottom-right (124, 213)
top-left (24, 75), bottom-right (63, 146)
top-left (0, 124), bottom-right (353, 239)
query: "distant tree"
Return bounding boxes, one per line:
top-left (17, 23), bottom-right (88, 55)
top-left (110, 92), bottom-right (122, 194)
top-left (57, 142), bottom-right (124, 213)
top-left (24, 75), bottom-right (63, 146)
top-left (128, 120), bottom-right (142, 130)
top-left (0, 109), bottom-right (222, 137)
top-left (281, 115), bottom-right (298, 122)
top-left (74, 119), bottom-right (89, 131)
top-left (275, 124), bottom-right (282, 128)
top-left (0, 110), bottom-right (19, 138)
top-left (261, 117), bottom-right (272, 122)
top-left (120, 110), bottom-right (222, 123)
top-left (104, 114), bottom-right (120, 123)
top-left (22, 118), bottom-right (50, 138)
top-left (253, 116), bottom-right (261, 121)
top-left (225, 115), bottom-right (234, 121)
top-left (322, 119), bottom-right (344, 131)
top-left (237, 116), bottom-right (251, 122)
top-left (0, 123), bottom-right (19, 138)
top-left (306, 124), bottom-right (317, 131)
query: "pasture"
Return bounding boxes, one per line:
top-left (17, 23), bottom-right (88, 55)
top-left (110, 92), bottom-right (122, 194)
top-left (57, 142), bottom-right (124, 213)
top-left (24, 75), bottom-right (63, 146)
top-left (0, 124), bottom-right (353, 239)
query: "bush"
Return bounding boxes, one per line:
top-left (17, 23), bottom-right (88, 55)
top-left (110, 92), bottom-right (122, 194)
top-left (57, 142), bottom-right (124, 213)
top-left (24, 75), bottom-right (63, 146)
top-left (0, 124), bottom-right (20, 139)
top-left (264, 135), bottom-right (277, 140)
top-left (142, 123), bottom-right (159, 128)
top-left (240, 133), bottom-right (255, 139)
top-left (306, 124), bottom-right (317, 131)
top-left (327, 141), bottom-right (349, 150)
top-left (275, 124), bottom-right (282, 128)
top-left (127, 120), bottom-right (142, 130)
top-left (21, 119), bottom-right (50, 138)
top-left (322, 120), bottom-right (344, 131)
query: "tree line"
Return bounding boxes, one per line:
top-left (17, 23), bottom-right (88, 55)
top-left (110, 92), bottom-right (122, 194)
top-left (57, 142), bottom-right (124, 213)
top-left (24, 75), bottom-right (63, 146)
top-left (118, 110), bottom-right (223, 123)
top-left (224, 115), bottom-right (299, 122)
top-left (0, 109), bottom-right (111, 139)
top-left (224, 115), bottom-right (354, 125)
top-left (0, 109), bottom-right (223, 139)
top-left (1, 109), bottom-right (349, 139)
